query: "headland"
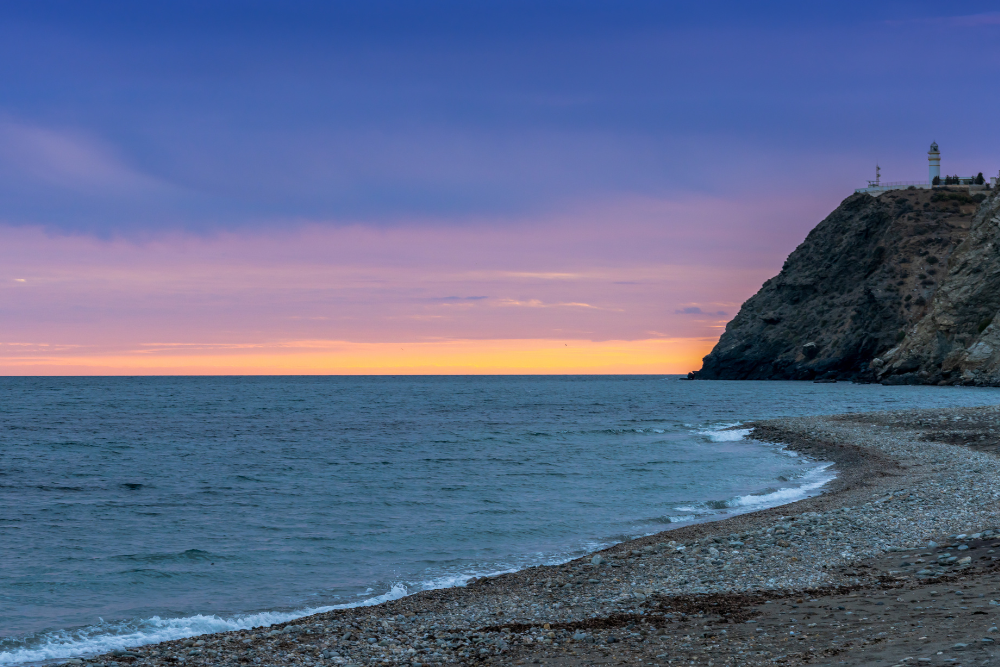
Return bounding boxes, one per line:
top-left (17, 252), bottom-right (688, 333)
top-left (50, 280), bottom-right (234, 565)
top-left (693, 181), bottom-right (1000, 385)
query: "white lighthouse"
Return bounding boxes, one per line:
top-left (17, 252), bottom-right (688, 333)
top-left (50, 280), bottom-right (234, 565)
top-left (856, 141), bottom-right (987, 195)
top-left (928, 141), bottom-right (941, 183)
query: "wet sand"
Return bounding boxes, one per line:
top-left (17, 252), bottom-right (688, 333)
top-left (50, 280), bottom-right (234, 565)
top-left (66, 404), bottom-right (1000, 667)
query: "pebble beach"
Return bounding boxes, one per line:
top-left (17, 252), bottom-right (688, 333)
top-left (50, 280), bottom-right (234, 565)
top-left (54, 404), bottom-right (1000, 667)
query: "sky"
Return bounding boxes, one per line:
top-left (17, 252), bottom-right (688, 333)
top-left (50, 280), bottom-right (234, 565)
top-left (2, 1), bottom-right (999, 375)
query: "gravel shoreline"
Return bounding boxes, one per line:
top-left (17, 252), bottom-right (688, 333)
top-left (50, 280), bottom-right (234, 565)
top-left (57, 404), bottom-right (1000, 666)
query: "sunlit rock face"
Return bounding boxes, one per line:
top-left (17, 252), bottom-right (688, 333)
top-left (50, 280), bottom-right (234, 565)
top-left (695, 187), bottom-right (990, 382)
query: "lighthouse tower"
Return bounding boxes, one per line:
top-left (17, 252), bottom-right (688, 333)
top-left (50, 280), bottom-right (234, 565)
top-left (928, 141), bottom-right (941, 183)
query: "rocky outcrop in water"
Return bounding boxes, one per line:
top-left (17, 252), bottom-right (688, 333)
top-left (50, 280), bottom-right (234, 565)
top-left (694, 187), bottom-right (991, 381)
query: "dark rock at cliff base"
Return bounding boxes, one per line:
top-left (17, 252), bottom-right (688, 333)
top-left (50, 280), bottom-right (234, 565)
top-left (694, 187), bottom-right (989, 381)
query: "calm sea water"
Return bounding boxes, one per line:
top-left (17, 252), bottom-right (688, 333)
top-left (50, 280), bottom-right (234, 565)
top-left (3, 376), bottom-right (1000, 664)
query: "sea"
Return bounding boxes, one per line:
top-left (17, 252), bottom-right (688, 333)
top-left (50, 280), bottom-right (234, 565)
top-left (3, 376), bottom-right (1000, 664)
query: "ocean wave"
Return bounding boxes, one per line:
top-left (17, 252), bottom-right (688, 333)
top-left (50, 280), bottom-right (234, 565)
top-left (730, 463), bottom-right (836, 507)
top-left (670, 462), bottom-right (835, 519)
top-left (0, 582), bottom-right (424, 666)
top-left (697, 425), bottom-right (752, 442)
top-left (2, 561), bottom-right (575, 667)
top-left (2, 422), bottom-right (834, 665)
top-left (664, 514), bottom-right (697, 524)
top-left (0, 609), bottom-right (332, 666)
top-left (110, 549), bottom-right (216, 564)
top-left (0, 468), bottom-right (838, 667)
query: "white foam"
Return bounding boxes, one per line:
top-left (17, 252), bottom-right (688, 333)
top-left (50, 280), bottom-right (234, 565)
top-left (332, 583), bottom-right (410, 608)
top-left (731, 463), bottom-right (836, 508)
top-left (699, 426), bottom-right (752, 442)
top-left (668, 460), bottom-right (836, 524)
top-left (0, 609), bottom-right (331, 666)
top-left (666, 514), bottom-right (698, 524)
top-left (0, 583), bottom-right (415, 666)
top-left (5, 560), bottom-right (568, 667)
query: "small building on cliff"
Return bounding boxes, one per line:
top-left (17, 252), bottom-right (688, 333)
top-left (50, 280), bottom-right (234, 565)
top-left (855, 142), bottom-right (989, 196)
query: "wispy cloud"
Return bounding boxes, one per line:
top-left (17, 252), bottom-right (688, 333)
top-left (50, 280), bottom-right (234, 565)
top-left (675, 306), bottom-right (728, 317)
top-left (0, 341), bottom-right (82, 352)
top-left (0, 121), bottom-right (174, 197)
top-left (0, 194), bottom-right (794, 373)
top-left (497, 298), bottom-right (603, 309)
top-left (950, 12), bottom-right (1000, 26)
top-left (501, 272), bottom-right (582, 280)
top-left (886, 11), bottom-right (1000, 27)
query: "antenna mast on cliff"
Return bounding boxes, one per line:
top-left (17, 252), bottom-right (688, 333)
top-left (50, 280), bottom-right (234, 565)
top-left (875, 164), bottom-right (881, 186)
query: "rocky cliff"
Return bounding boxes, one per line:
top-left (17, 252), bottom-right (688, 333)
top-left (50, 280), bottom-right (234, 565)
top-left (875, 188), bottom-right (1000, 385)
top-left (694, 186), bottom-right (992, 382)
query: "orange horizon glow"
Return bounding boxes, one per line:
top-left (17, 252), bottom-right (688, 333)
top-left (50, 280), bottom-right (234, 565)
top-left (0, 193), bottom-right (825, 377)
top-left (0, 337), bottom-right (716, 376)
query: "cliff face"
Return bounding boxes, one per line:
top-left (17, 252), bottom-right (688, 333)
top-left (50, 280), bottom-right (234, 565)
top-left (695, 187), bottom-right (985, 381)
top-left (875, 189), bottom-right (1000, 385)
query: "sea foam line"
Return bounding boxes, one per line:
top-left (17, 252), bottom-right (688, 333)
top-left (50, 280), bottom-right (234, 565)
top-left (698, 426), bottom-right (753, 442)
top-left (731, 462), bottom-right (836, 508)
top-left (2, 564), bottom-right (556, 667)
top-left (0, 585), bottom-right (421, 666)
top-left (0, 610), bottom-right (330, 666)
top-left (675, 423), bottom-right (837, 517)
top-left (4, 423), bottom-right (833, 666)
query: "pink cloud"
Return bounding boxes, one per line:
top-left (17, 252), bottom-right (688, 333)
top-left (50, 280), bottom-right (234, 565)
top-left (0, 190), bottom-right (838, 371)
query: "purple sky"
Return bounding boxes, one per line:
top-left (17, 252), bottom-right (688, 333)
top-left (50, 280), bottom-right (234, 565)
top-left (1, 2), bottom-right (998, 373)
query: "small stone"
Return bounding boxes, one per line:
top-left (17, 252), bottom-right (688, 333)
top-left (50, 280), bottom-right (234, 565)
top-left (591, 555), bottom-right (605, 566)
